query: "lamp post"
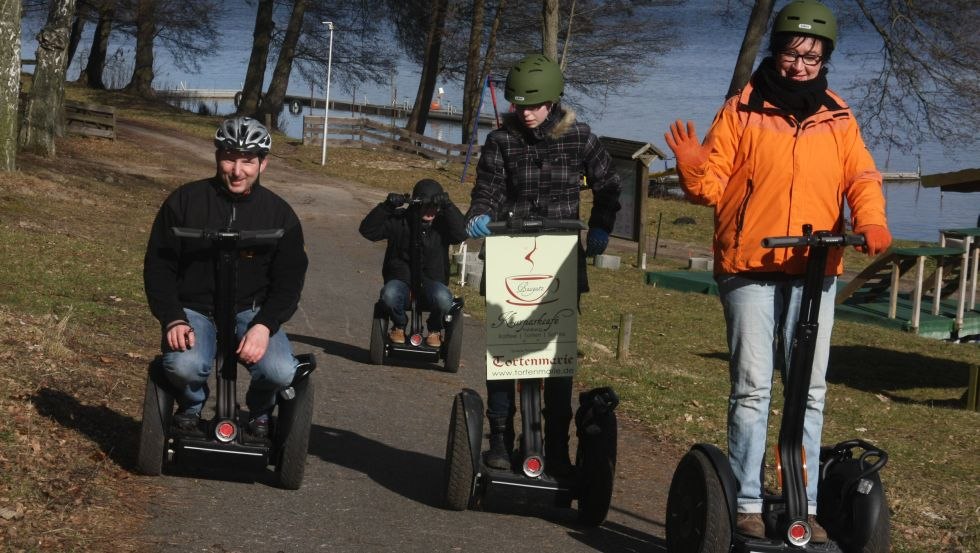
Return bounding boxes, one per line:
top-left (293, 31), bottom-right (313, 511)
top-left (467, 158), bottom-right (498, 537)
top-left (320, 21), bottom-right (334, 166)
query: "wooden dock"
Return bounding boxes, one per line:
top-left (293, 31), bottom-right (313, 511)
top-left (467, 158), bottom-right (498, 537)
top-left (156, 88), bottom-right (496, 127)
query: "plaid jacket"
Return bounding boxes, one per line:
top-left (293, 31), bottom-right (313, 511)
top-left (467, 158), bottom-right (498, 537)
top-left (466, 107), bottom-right (621, 231)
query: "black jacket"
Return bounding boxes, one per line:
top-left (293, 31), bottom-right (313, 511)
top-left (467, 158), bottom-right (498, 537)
top-left (143, 177), bottom-right (308, 335)
top-left (359, 199), bottom-right (467, 285)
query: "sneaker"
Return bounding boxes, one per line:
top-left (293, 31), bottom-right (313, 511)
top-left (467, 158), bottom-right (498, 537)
top-left (736, 513), bottom-right (766, 539)
top-left (389, 327), bottom-right (405, 344)
top-left (248, 414), bottom-right (269, 439)
top-left (172, 411), bottom-right (202, 435)
top-left (425, 331), bottom-right (442, 347)
top-left (808, 515), bottom-right (828, 543)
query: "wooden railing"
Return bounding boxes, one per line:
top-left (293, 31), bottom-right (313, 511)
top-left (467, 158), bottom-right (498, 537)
top-left (64, 100), bottom-right (116, 140)
top-left (302, 116), bottom-right (477, 163)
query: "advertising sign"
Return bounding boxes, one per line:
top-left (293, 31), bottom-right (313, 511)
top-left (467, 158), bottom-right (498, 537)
top-left (484, 232), bottom-right (579, 380)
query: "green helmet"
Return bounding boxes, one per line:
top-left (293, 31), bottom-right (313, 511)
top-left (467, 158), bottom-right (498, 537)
top-left (504, 54), bottom-right (564, 106)
top-left (772, 0), bottom-right (837, 48)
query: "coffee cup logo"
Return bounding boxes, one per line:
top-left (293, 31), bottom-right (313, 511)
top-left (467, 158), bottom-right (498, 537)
top-left (504, 274), bottom-right (559, 305)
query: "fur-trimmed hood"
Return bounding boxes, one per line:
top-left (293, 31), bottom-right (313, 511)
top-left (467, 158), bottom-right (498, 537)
top-left (500, 105), bottom-right (577, 141)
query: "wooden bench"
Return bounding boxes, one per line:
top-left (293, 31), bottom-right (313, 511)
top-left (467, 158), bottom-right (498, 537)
top-left (63, 100), bottom-right (116, 140)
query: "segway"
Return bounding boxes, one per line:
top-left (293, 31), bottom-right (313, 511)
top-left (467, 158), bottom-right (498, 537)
top-left (665, 225), bottom-right (890, 552)
top-left (137, 226), bottom-right (317, 490)
top-left (368, 193), bottom-right (465, 372)
top-left (443, 216), bottom-right (619, 526)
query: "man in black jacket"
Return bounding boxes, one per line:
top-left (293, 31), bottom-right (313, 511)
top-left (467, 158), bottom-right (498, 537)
top-left (143, 117), bottom-right (308, 438)
top-left (359, 179), bottom-right (467, 347)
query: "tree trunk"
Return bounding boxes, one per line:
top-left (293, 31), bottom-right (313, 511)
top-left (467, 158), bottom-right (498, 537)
top-left (80, 1), bottom-right (114, 90)
top-left (238, 0), bottom-right (274, 117)
top-left (542, 0), bottom-right (558, 61)
top-left (406, 0), bottom-right (448, 137)
top-left (256, 0), bottom-right (308, 130)
top-left (124, 0), bottom-right (156, 97)
top-left (460, 0), bottom-right (485, 144)
top-left (65, 2), bottom-right (87, 77)
top-left (727, 0), bottom-right (774, 99)
top-left (0, 0), bottom-right (22, 171)
top-left (19, 0), bottom-right (76, 158)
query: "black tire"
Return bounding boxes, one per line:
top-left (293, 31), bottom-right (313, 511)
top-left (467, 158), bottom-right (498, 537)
top-left (137, 365), bottom-right (173, 476)
top-left (861, 490), bottom-right (891, 553)
top-left (576, 411), bottom-right (617, 526)
top-left (444, 394), bottom-right (475, 510)
top-left (665, 449), bottom-right (731, 553)
top-left (369, 316), bottom-right (386, 365)
top-left (442, 316), bottom-right (463, 373)
top-left (276, 379), bottom-right (314, 490)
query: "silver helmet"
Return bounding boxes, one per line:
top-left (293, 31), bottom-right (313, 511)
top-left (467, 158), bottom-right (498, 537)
top-left (214, 116), bottom-right (271, 155)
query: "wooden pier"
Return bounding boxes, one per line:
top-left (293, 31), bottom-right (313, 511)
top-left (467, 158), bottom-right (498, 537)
top-left (157, 88), bottom-right (496, 127)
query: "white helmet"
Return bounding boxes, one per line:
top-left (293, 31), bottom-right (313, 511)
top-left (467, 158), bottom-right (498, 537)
top-left (214, 116), bottom-right (271, 155)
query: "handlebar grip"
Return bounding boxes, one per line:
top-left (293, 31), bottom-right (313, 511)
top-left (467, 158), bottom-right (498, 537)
top-left (761, 233), bottom-right (867, 248)
top-left (171, 227), bottom-right (204, 239)
top-left (761, 236), bottom-right (806, 248)
top-left (239, 229), bottom-right (285, 240)
top-left (487, 218), bottom-right (587, 233)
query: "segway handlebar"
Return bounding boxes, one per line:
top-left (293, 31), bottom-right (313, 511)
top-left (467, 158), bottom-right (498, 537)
top-left (487, 217), bottom-right (587, 234)
top-left (171, 227), bottom-right (285, 241)
top-left (762, 231), bottom-right (866, 249)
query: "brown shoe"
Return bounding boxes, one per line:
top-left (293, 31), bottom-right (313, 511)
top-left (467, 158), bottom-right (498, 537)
top-left (736, 513), bottom-right (766, 539)
top-left (425, 331), bottom-right (442, 347)
top-left (808, 515), bottom-right (828, 543)
top-left (389, 327), bottom-right (405, 344)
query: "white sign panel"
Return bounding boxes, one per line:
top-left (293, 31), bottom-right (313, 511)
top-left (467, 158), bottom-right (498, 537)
top-left (485, 232), bottom-right (579, 380)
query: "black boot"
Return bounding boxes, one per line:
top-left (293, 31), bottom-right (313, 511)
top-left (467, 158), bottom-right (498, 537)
top-left (485, 417), bottom-right (512, 470)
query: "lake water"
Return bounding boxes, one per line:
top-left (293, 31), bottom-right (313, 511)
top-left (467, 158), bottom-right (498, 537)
top-left (21, 0), bottom-right (978, 241)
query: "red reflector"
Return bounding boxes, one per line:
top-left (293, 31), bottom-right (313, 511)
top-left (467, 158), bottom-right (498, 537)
top-left (526, 458), bottom-right (541, 472)
top-left (217, 422), bottom-right (235, 439)
top-left (790, 523), bottom-right (806, 540)
top-left (410, 334), bottom-right (423, 346)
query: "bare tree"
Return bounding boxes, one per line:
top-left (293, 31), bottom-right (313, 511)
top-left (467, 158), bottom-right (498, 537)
top-left (406, 0), bottom-right (449, 136)
top-left (237, 0), bottom-right (274, 117)
top-left (542, 0), bottom-right (559, 61)
top-left (0, 0), bottom-right (22, 170)
top-left (461, 0), bottom-right (507, 144)
top-left (726, 0), bottom-right (773, 99)
top-left (19, 0), bottom-right (76, 157)
top-left (78, 0), bottom-right (114, 89)
top-left (122, 0), bottom-right (155, 95)
top-left (256, 0), bottom-right (310, 129)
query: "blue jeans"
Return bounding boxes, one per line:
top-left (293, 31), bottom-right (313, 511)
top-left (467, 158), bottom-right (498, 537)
top-left (161, 307), bottom-right (298, 416)
top-left (717, 274), bottom-right (837, 515)
top-left (380, 278), bottom-right (453, 331)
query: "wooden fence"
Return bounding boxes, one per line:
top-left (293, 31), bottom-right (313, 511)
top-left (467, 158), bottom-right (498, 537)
top-left (302, 116), bottom-right (478, 163)
top-left (64, 100), bottom-right (116, 140)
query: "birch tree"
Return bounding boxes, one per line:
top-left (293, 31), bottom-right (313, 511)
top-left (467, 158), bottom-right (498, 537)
top-left (0, 0), bottom-right (21, 170)
top-left (19, 0), bottom-right (76, 157)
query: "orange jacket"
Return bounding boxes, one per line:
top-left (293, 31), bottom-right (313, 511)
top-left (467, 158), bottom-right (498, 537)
top-left (677, 83), bottom-right (887, 276)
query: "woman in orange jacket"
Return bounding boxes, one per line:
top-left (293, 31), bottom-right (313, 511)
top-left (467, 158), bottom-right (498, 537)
top-left (664, 0), bottom-right (891, 543)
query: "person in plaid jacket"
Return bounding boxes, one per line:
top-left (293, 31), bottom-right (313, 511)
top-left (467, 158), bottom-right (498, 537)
top-left (465, 54), bottom-right (621, 476)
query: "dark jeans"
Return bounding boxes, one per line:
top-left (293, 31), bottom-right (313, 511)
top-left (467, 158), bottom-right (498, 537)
top-left (380, 278), bottom-right (453, 331)
top-left (486, 376), bottom-right (573, 428)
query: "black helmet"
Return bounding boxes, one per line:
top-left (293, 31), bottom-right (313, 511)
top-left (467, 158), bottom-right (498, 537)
top-left (214, 116), bottom-right (272, 155)
top-left (412, 179), bottom-right (444, 204)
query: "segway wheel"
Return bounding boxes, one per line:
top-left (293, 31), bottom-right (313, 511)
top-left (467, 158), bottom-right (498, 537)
top-left (861, 500), bottom-right (891, 553)
top-left (444, 393), bottom-right (475, 510)
top-left (576, 410), bottom-right (617, 526)
top-left (275, 378), bottom-right (314, 490)
top-left (137, 361), bottom-right (173, 476)
top-left (442, 315), bottom-right (464, 373)
top-left (369, 316), bottom-right (386, 365)
top-left (665, 448), bottom-right (731, 553)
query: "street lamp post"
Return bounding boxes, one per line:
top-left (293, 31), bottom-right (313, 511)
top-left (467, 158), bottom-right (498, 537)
top-left (320, 21), bottom-right (334, 166)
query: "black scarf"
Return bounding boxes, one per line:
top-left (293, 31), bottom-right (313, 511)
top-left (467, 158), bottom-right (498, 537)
top-left (751, 57), bottom-right (830, 122)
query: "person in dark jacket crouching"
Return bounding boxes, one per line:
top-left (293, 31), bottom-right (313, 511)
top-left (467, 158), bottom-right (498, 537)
top-left (143, 116), bottom-right (309, 439)
top-left (359, 179), bottom-right (467, 347)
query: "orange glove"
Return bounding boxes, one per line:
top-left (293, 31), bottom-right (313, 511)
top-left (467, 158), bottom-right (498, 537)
top-left (664, 120), bottom-right (712, 168)
top-left (855, 224), bottom-right (892, 256)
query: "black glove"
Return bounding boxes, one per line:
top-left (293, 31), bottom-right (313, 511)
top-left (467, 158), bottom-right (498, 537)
top-left (432, 192), bottom-right (450, 207)
top-left (386, 193), bottom-right (406, 207)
